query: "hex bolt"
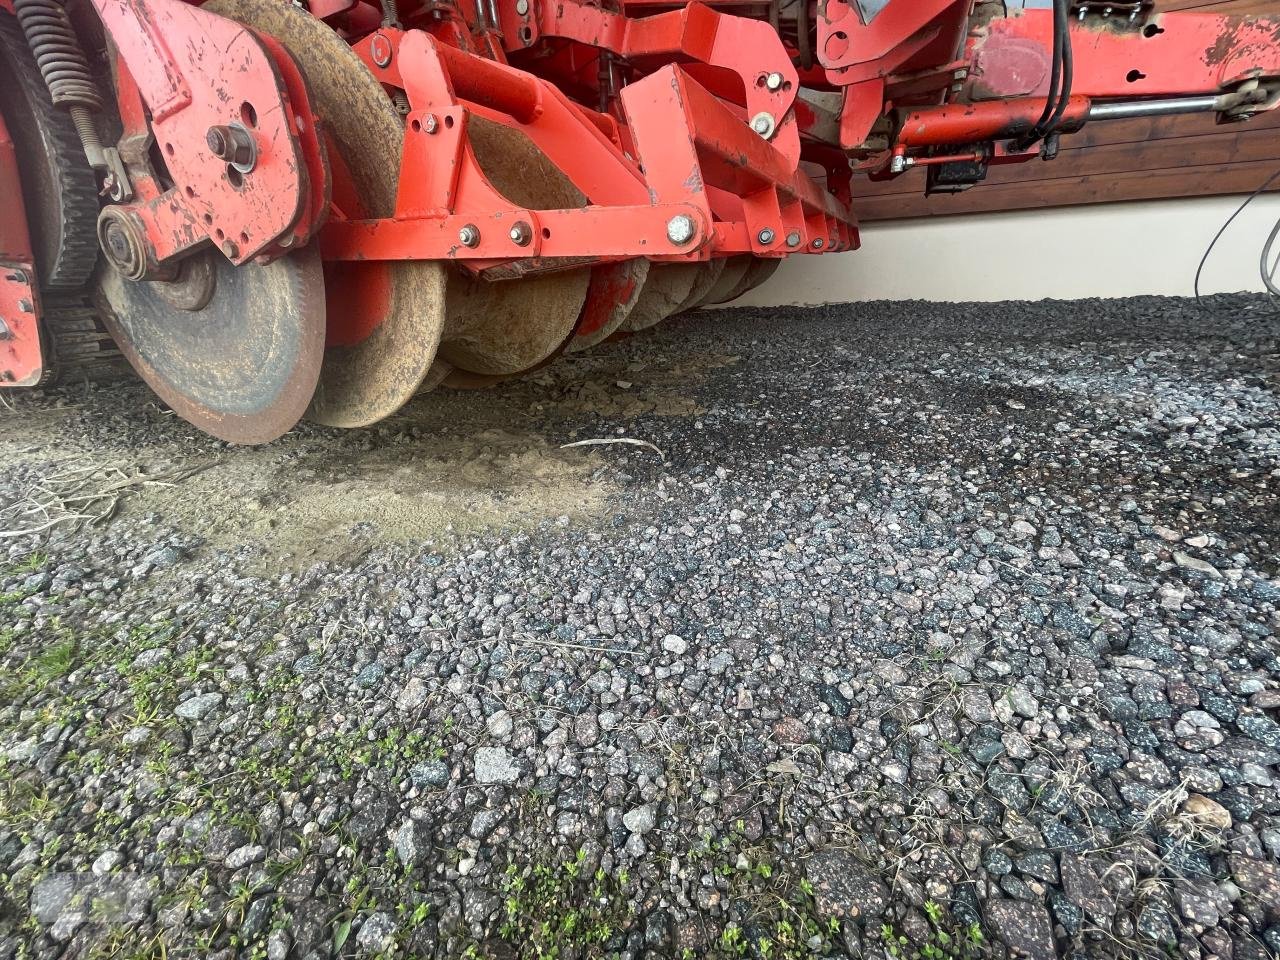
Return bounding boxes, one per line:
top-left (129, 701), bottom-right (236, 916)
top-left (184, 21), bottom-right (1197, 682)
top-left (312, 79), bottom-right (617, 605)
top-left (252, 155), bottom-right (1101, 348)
top-left (785, 231), bottom-right (801, 248)
top-left (370, 32), bottom-right (393, 67)
top-left (666, 214), bottom-right (696, 245)
top-left (459, 224), bottom-right (481, 248)
top-left (423, 114), bottom-right (439, 134)
top-left (515, 0), bottom-right (529, 14)
top-left (750, 112), bottom-right (775, 137)
top-left (509, 221), bottom-right (533, 246)
top-left (757, 228), bottom-right (775, 245)
top-left (205, 124), bottom-right (256, 171)
top-left (765, 72), bottom-right (784, 91)
top-left (811, 238), bottom-right (824, 250)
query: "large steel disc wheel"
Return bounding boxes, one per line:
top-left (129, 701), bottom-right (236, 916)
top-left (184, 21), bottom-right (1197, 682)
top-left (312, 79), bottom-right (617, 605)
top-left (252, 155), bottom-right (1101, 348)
top-left (96, 247), bottom-right (326, 444)
top-left (698, 254), bottom-right (752, 307)
top-left (438, 118), bottom-right (591, 377)
top-left (620, 263), bottom-right (703, 333)
top-left (569, 258), bottom-right (650, 352)
top-left (205, 0), bottom-right (446, 429)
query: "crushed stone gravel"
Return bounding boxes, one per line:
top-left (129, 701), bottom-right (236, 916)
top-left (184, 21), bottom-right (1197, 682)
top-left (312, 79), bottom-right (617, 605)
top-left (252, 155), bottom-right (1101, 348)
top-left (0, 294), bottom-right (1277, 959)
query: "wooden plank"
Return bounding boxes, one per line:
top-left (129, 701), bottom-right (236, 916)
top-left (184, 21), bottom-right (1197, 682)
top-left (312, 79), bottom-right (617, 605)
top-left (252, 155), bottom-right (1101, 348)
top-left (854, 159), bottom-right (1280, 220)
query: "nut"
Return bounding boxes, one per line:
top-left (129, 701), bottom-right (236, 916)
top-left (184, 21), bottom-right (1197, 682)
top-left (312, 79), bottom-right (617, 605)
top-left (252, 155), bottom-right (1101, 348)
top-left (459, 224), bottom-right (481, 248)
top-left (757, 228), bottom-right (775, 245)
top-left (509, 221), bottom-right (533, 246)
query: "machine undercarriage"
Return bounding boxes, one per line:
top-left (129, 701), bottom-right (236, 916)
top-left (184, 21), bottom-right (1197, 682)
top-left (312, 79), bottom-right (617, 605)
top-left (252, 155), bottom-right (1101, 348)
top-left (1, 0), bottom-right (1278, 441)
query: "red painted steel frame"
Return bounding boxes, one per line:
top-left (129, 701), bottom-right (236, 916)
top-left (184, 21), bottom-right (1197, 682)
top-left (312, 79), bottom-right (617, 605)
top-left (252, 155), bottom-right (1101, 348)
top-left (971, 11), bottom-right (1280, 101)
top-left (0, 111), bottom-right (42, 387)
top-left (318, 29), bottom-right (857, 266)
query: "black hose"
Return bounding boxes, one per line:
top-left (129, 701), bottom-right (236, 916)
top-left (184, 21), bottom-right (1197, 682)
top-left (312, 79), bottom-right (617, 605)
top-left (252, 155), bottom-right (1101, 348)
top-left (1043, 0), bottom-right (1074, 136)
top-left (1020, 1), bottom-right (1061, 144)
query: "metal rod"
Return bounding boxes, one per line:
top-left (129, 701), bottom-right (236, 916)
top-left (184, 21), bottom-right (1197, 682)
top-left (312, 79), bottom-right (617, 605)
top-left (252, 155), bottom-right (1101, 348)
top-left (1086, 96), bottom-right (1219, 120)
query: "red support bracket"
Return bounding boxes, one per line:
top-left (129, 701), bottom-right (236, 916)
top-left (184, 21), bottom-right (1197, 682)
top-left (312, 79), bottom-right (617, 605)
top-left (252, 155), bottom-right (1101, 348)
top-left (91, 0), bottom-right (319, 264)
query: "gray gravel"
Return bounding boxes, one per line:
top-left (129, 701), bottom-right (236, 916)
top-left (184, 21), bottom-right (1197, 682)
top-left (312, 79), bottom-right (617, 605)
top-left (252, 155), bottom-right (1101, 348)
top-left (0, 294), bottom-right (1278, 959)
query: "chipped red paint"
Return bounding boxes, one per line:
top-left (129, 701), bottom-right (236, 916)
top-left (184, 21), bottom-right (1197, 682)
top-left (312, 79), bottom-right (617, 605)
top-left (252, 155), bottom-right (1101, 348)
top-left (0, 111), bottom-right (42, 386)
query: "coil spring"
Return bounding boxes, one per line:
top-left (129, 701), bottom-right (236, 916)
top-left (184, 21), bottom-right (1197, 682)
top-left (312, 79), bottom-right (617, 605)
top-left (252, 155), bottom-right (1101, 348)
top-left (13, 0), bottom-right (102, 111)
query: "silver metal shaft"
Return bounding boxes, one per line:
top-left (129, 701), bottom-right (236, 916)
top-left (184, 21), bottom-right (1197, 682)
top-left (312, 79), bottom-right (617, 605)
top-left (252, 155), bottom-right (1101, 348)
top-left (1086, 96), bottom-right (1220, 121)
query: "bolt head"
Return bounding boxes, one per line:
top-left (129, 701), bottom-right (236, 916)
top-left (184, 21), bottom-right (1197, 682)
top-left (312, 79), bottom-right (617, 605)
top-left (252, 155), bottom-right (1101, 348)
top-left (666, 214), bottom-right (696, 246)
top-left (765, 72), bottom-right (784, 91)
top-left (757, 228), bottom-right (775, 245)
top-left (459, 224), bottom-right (481, 248)
top-left (423, 114), bottom-right (439, 134)
top-left (785, 231), bottom-right (801, 248)
top-left (811, 238), bottom-right (824, 250)
top-left (370, 33), bottom-right (393, 67)
top-left (750, 112), bottom-right (776, 139)
top-left (515, 0), bottom-right (529, 14)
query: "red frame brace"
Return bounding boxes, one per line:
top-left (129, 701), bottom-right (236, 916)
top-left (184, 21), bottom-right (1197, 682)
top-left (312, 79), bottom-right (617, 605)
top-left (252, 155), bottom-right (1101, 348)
top-left (318, 30), bottom-right (857, 265)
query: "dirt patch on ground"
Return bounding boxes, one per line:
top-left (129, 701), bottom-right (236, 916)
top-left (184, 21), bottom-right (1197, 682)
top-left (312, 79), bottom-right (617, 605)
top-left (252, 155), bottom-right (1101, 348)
top-left (124, 429), bottom-right (610, 566)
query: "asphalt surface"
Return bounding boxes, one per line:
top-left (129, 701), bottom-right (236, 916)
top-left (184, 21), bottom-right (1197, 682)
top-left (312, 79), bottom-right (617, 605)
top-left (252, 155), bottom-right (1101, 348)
top-left (0, 294), bottom-right (1278, 960)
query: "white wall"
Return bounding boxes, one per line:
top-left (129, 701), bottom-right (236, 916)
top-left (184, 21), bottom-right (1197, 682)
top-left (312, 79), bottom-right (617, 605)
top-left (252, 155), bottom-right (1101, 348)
top-left (733, 194), bottom-right (1280, 305)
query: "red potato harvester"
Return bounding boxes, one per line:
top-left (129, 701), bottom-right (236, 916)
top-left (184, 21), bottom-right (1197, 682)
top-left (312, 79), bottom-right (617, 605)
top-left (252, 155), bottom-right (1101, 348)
top-left (1, 0), bottom-right (1278, 442)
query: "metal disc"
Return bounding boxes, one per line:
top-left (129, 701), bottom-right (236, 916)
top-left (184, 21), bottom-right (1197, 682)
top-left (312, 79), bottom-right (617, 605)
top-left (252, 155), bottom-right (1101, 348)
top-left (205, 0), bottom-right (447, 429)
top-left (670, 259), bottom-right (724, 315)
top-left (620, 263), bottom-right (702, 332)
top-left (438, 118), bottom-right (591, 376)
top-left (700, 254), bottom-right (753, 306)
top-left (569, 258), bottom-right (650, 352)
top-left (723, 256), bottom-right (782, 303)
top-left (96, 246), bottom-right (325, 444)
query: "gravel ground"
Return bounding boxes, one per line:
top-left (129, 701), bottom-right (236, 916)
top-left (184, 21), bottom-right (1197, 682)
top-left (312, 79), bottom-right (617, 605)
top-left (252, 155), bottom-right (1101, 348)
top-left (0, 294), bottom-right (1278, 960)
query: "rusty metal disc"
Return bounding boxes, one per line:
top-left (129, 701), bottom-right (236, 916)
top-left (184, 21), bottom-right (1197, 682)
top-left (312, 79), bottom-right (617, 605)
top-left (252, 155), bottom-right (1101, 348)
top-left (569, 258), bottom-right (650, 352)
top-left (723, 256), bottom-right (782, 303)
top-left (670, 259), bottom-right (725, 314)
top-left (700, 254), bottom-right (753, 306)
top-left (437, 118), bottom-right (591, 376)
top-left (702, 255), bottom-right (782, 309)
top-left (96, 246), bottom-right (325, 444)
top-left (619, 262), bottom-right (702, 332)
top-left (206, 0), bottom-right (447, 429)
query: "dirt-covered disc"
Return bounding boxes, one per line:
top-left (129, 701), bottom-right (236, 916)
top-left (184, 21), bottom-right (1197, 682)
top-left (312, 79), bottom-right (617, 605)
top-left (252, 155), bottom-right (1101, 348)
top-left (569, 259), bottom-right (651, 352)
top-left (205, 0), bottom-right (446, 429)
top-left (670, 259), bottom-right (724, 315)
top-left (700, 255), bottom-right (752, 306)
top-left (438, 119), bottom-right (591, 376)
top-left (96, 247), bottom-right (325, 444)
top-left (620, 263), bottom-right (702, 333)
top-left (720, 256), bottom-right (781, 304)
